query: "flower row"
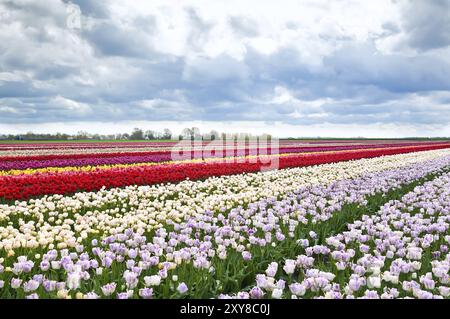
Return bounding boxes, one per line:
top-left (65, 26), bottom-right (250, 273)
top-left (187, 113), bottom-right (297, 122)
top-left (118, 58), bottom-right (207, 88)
top-left (1, 141), bottom-right (447, 158)
top-left (1, 142), bottom-right (444, 162)
top-left (1, 140), bottom-right (435, 151)
top-left (0, 142), bottom-right (177, 151)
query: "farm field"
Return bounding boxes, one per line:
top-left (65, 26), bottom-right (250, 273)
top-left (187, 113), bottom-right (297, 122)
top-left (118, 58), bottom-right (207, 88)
top-left (1, 139), bottom-right (450, 299)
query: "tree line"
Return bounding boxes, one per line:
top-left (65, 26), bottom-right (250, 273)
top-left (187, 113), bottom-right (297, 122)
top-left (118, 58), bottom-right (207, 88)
top-left (0, 127), bottom-right (272, 141)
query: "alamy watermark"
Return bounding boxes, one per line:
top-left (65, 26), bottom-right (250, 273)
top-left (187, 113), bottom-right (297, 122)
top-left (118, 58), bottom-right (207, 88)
top-left (170, 135), bottom-right (280, 171)
top-left (66, 3), bottom-right (82, 30)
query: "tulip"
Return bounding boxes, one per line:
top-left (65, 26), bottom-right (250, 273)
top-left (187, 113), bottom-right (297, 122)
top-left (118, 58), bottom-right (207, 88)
top-left (177, 282), bottom-right (188, 294)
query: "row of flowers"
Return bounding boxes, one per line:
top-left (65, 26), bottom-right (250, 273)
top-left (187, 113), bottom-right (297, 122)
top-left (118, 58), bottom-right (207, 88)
top-left (1, 141), bottom-right (447, 158)
top-left (2, 142), bottom-right (444, 162)
top-left (1, 140), bottom-right (426, 151)
top-left (0, 142), bottom-right (177, 151)
top-left (0, 140), bottom-right (302, 156)
top-left (1, 145), bottom-right (450, 200)
top-left (0, 146), bottom-right (178, 158)
top-left (223, 170), bottom-right (450, 299)
top-left (0, 152), bottom-right (449, 298)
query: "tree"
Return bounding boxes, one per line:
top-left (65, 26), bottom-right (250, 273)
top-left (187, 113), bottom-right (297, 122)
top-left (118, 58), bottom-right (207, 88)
top-left (130, 128), bottom-right (144, 140)
top-left (181, 128), bottom-right (193, 140)
top-left (162, 128), bottom-right (172, 140)
top-left (76, 131), bottom-right (89, 140)
top-left (192, 127), bottom-right (201, 140)
top-left (181, 127), bottom-right (202, 140)
top-left (144, 130), bottom-right (156, 140)
top-left (209, 130), bottom-right (219, 140)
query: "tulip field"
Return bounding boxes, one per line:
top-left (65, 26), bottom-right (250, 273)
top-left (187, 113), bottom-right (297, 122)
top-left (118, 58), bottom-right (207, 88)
top-left (1, 139), bottom-right (450, 299)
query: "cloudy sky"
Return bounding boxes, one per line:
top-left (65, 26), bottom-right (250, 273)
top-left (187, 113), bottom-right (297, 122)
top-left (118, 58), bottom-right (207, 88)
top-left (1, 0), bottom-right (450, 137)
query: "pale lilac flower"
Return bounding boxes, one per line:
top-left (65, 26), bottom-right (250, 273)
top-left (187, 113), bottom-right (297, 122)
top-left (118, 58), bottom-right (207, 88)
top-left (289, 283), bottom-right (306, 296)
top-left (438, 286), bottom-right (450, 297)
top-left (23, 280), bottom-right (40, 293)
top-left (275, 232), bottom-right (285, 241)
top-left (420, 274), bottom-right (435, 290)
top-left (126, 259), bottom-right (135, 269)
top-left (158, 267), bottom-right (168, 279)
top-left (177, 282), bottom-right (188, 294)
top-left (43, 280), bottom-right (57, 292)
top-left (362, 290), bottom-right (379, 299)
top-left (75, 245), bottom-right (84, 253)
top-left (117, 292), bottom-right (129, 299)
top-left (33, 274), bottom-right (44, 284)
top-left (414, 289), bottom-right (433, 299)
top-left (123, 270), bottom-right (138, 289)
top-left (85, 292), bottom-right (100, 299)
top-left (56, 282), bottom-right (66, 291)
top-left (265, 262), bottom-right (278, 277)
top-left (271, 288), bottom-right (283, 299)
top-left (40, 260), bottom-right (50, 271)
top-left (128, 249), bottom-right (138, 259)
top-left (11, 278), bottom-right (22, 289)
top-left (283, 259), bottom-right (296, 275)
top-left (249, 287), bottom-right (264, 299)
top-left (276, 279), bottom-right (286, 290)
top-left (237, 292), bottom-right (250, 299)
top-left (242, 251), bottom-right (252, 261)
top-left (360, 245), bottom-right (370, 253)
top-left (90, 259), bottom-right (99, 269)
top-left (336, 262), bottom-right (346, 270)
top-left (139, 288), bottom-right (153, 299)
top-left (101, 283), bottom-right (117, 296)
top-left (298, 239), bottom-right (309, 248)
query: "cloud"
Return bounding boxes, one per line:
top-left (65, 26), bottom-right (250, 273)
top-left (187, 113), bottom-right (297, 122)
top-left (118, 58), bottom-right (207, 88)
top-left (228, 16), bottom-right (259, 37)
top-left (324, 42), bottom-right (450, 93)
top-left (401, 0), bottom-right (450, 51)
top-left (0, 0), bottom-right (449, 136)
top-left (63, 0), bottom-right (109, 18)
top-left (82, 21), bottom-right (157, 58)
top-left (51, 95), bottom-right (92, 114)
